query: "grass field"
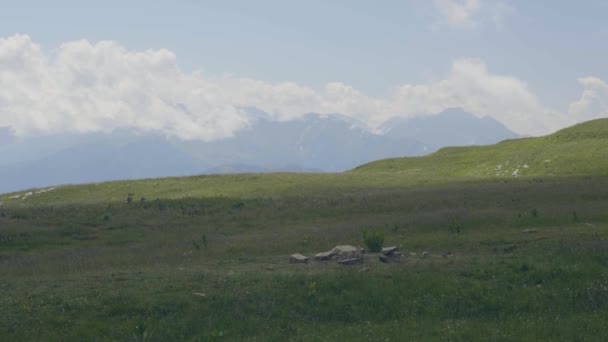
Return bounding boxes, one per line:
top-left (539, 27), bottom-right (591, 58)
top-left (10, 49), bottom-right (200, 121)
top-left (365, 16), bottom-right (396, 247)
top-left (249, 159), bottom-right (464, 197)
top-left (1, 120), bottom-right (608, 340)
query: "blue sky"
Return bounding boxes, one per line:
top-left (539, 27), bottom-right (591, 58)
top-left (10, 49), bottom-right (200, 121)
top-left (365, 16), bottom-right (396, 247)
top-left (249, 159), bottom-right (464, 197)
top-left (0, 0), bottom-right (607, 139)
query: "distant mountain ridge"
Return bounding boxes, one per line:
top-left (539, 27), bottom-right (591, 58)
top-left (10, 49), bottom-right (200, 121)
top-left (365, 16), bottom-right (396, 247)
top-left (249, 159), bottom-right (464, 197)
top-left (380, 108), bottom-right (519, 149)
top-left (0, 108), bottom-right (518, 193)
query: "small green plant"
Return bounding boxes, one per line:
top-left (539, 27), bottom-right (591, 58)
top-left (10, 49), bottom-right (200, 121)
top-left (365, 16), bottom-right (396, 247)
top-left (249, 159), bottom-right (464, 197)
top-left (363, 230), bottom-right (384, 253)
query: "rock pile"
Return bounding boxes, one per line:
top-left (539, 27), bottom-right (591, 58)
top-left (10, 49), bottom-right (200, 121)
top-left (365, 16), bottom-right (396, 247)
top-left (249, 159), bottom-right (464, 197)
top-left (319, 245), bottom-right (364, 264)
top-left (291, 245), bottom-right (409, 266)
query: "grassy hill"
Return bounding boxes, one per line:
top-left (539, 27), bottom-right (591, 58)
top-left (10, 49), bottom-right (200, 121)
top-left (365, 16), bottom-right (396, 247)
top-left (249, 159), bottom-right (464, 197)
top-left (1, 119), bottom-right (608, 340)
top-left (355, 118), bottom-right (608, 177)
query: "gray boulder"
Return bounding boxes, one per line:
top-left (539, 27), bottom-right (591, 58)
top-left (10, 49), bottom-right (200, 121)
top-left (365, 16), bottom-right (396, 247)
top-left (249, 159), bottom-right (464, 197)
top-left (332, 245), bottom-right (362, 260)
top-left (314, 251), bottom-right (334, 261)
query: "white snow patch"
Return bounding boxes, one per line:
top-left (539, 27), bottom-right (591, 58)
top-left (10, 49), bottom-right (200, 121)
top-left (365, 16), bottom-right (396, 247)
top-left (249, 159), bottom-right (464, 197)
top-left (34, 187), bottom-right (56, 194)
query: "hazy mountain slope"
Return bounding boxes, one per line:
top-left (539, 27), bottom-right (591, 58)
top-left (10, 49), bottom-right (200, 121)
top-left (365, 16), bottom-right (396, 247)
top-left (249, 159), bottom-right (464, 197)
top-left (380, 108), bottom-right (519, 149)
top-left (182, 113), bottom-right (429, 172)
top-left (0, 109), bottom-right (522, 193)
top-left (355, 118), bottom-right (608, 178)
top-left (204, 163), bottom-right (322, 174)
top-left (0, 138), bottom-right (209, 193)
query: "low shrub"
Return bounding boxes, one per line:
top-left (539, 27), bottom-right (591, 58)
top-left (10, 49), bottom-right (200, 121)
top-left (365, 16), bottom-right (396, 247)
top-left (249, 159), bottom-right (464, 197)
top-left (363, 230), bottom-right (384, 253)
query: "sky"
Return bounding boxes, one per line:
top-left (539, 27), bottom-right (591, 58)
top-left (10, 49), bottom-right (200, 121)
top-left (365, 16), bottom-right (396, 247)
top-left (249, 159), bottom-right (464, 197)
top-left (0, 0), bottom-right (607, 140)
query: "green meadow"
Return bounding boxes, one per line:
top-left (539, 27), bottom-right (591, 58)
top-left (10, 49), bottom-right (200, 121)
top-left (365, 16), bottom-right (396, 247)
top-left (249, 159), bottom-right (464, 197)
top-left (1, 119), bottom-right (608, 341)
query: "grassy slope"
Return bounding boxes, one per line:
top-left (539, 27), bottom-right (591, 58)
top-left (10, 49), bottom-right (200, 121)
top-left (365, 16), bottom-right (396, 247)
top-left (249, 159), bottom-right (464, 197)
top-left (1, 119), bottom-right (608, 340)
top-left (355, 118), bottom-right (608, 177)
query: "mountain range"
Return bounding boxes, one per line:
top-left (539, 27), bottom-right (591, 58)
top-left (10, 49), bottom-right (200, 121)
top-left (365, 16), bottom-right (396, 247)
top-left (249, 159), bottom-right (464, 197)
top-left (0, 108), bottom-right (518, 193)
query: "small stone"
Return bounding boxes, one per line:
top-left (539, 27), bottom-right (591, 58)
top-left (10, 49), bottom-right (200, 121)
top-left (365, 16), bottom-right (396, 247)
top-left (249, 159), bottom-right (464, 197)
top-left (381, 246), bottom-right (399, 255)
top-left (422, 251), bottom-right (429, 257)
top-left (266, 266), bottom-right (274, 271)
top-left (409, 252), bottom-right (417, 257)
top-left (193, 292), bottom-right (206, 297)
top-left (522, 228), bottom-right (537, 234)
top-left (379, 255), bottom-right (389, 263)
top-left (338, 257), bottom-right (363, 265)
top-left (289, 253), bottom-right (309, 264)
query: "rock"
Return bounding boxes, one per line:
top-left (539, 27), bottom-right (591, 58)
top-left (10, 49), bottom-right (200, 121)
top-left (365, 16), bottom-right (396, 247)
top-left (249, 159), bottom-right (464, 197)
top-left (289, 253), bottom-right (309, 264)
top-left (314, 251), bottom-right (334, 261)
top-left (381, 246), bottom-right (399, 255)
top-left (422, 251), bottom-right (429, 258)
top-left (266, 266), bottom-right (274, 271)
top-left (409, 252), bottom-right (417, 257)
top-left (332, 245), bottom-right (357, 254)
top-left (332, 245), bottom-right (361, 260)
top-left (338, 258), bottom-right (363, 265)
top-left (379, 255), bottom-right (389, 263)
top-left (358, 267), bottom-right (369, 272)
top-left (522, 228), bottom-right (537, 234)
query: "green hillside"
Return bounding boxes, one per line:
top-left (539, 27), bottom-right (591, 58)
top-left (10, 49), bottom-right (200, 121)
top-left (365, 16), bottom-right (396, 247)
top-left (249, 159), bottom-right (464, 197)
top-left (355, 118), bottom-right (608, 177)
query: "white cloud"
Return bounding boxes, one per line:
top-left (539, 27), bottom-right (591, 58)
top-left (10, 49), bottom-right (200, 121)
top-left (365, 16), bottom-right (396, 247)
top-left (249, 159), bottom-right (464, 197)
top-left (0, 35), bottom-right (249, 141)
top-left (433, 0), bottom-right (481, 28)
top-left (380, 59), bottom-right (568, 134)
top-left (568, 77), bottom-right (608, 121)
top-left (432, 0), bottom-right (513, 30)
top-left (0, 34), bottom-right (594, 140)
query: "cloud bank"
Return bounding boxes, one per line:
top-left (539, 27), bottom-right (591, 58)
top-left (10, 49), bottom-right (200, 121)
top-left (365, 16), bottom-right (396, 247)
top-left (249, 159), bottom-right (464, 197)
top-left (568, 77), bottom-right (608, 122)
top-left (0, 34), bottom-right (602, 140)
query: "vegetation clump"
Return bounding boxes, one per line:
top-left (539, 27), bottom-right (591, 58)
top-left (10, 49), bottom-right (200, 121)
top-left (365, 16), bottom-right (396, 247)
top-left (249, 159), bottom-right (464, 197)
top-left (363, 230), bottom-right (385, 253)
